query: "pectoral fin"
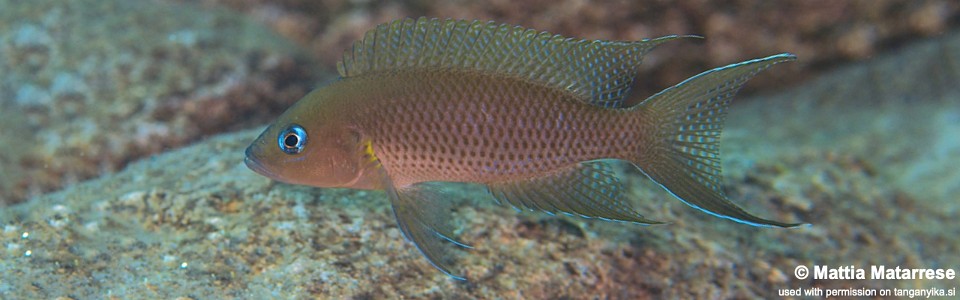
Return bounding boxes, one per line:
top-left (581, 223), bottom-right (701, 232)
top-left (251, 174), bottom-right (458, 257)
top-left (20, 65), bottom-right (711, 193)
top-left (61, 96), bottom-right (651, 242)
top-left (488, 161), bottom-right (661, 224)
top-left (387, 183), bottom-right (472, 280)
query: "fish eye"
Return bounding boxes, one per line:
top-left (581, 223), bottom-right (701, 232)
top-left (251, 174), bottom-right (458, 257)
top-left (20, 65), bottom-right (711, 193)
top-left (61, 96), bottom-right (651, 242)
top-left (278, 124), bottom-right (307, 154)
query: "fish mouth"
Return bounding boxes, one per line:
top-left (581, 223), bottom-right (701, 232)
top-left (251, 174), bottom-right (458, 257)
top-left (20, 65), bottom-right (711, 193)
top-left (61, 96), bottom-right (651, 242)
top-left (244, 147), bottom-right (277, 178)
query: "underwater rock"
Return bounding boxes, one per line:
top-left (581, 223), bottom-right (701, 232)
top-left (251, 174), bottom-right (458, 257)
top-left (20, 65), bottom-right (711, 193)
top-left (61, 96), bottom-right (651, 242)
top-left (183, 0), bottom-right (958, 95)
top-left (1, 30), bottom-right (958, 298)
top-left (0, 0), bottom-right (327, 203)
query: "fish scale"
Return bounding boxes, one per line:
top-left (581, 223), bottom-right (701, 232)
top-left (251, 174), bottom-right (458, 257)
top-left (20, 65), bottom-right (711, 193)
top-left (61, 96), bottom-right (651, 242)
top-left (354, 70), bottom-right (628, 185)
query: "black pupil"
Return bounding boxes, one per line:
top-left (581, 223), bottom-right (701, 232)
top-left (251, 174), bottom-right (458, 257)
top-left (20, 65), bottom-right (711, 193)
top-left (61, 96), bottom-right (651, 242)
top-left (284, 134), bottom-right (299, 148)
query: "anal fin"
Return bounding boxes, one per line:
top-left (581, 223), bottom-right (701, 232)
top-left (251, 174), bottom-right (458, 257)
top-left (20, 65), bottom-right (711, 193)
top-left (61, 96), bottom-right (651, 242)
top-left (487, 161), bottom-right (661, 224)
top-left (388, 183), bottom-right (472, 280)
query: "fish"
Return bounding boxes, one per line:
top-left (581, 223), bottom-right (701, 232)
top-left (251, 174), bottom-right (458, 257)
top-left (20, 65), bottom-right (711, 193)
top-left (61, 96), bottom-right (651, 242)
top-left (244, 17), bottom-right (801, 280)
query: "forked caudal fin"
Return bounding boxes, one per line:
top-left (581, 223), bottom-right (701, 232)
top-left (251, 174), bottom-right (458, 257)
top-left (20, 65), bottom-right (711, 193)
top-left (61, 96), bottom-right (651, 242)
top-left (636, 53), bottom-right (802, 227)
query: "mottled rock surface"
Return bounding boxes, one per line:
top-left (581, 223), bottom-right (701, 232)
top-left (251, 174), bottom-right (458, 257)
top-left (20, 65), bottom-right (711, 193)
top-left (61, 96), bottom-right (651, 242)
top-left (0, 0), bottom-right (327, 203)
top-left (2, 29), bottom-right (958, 299)
top-left (182, 0), bottom-right (958, 95)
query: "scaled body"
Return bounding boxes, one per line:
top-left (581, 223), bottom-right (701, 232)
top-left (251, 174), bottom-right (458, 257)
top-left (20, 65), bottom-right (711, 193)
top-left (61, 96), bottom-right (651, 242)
top-left (245, 17), bottom-right (799, 280)
top-left (342, 69), bottom-right (648, 187)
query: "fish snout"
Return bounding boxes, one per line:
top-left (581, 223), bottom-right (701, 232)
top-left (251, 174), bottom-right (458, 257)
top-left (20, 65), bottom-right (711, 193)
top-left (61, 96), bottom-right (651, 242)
top-left (244, 146), bottom-right (276, 178)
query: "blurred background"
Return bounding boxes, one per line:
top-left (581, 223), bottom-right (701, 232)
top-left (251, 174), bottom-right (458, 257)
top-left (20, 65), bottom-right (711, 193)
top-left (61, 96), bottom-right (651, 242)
top-left (187, 0), bottom-right (957, 92)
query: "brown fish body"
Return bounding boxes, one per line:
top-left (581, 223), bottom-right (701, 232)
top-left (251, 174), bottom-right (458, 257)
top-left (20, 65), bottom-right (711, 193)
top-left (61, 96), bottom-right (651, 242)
top-left (245, 18), bottom-right (800, 280)
top-left (325, 68), bottom-right (652, 187)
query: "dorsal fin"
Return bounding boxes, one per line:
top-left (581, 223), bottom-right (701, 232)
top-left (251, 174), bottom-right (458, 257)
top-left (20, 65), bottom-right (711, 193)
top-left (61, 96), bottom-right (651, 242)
top-left (337, 17), bottom-right (690, 108)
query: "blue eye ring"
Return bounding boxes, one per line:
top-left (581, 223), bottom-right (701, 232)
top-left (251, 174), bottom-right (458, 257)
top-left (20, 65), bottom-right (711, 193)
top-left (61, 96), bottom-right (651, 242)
top-left (278, 124), bottom-right (307, 155)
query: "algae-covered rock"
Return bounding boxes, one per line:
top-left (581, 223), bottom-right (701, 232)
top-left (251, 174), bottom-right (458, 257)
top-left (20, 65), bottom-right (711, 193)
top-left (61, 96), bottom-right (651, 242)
top-left (1, 31), bottom-right (958, 298)
top-left (0, 0), bottom-right (327, 203)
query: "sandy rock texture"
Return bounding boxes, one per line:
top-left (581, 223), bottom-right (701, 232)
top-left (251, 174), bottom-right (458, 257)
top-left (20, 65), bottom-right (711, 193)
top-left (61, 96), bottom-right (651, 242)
top-left (1, 29), bottom-right (957, 298)
top-left (182, 0), bottom-right (958, 94)
top-left (0, 0), bottom-right (327, 204)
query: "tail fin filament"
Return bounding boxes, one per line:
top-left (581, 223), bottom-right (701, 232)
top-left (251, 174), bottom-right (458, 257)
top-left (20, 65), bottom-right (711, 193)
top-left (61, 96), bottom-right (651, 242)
top-left (635, 54), bottom-right (801, 227)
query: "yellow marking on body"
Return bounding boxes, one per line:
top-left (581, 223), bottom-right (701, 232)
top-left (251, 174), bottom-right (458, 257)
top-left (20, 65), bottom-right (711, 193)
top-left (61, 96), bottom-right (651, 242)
top-left (361, 140), bottom-right (381, 167)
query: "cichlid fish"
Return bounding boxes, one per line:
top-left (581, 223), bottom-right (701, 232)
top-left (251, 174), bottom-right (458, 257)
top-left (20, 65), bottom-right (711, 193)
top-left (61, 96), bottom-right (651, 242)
top-left (245, 17), bottom-right (800, 280)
